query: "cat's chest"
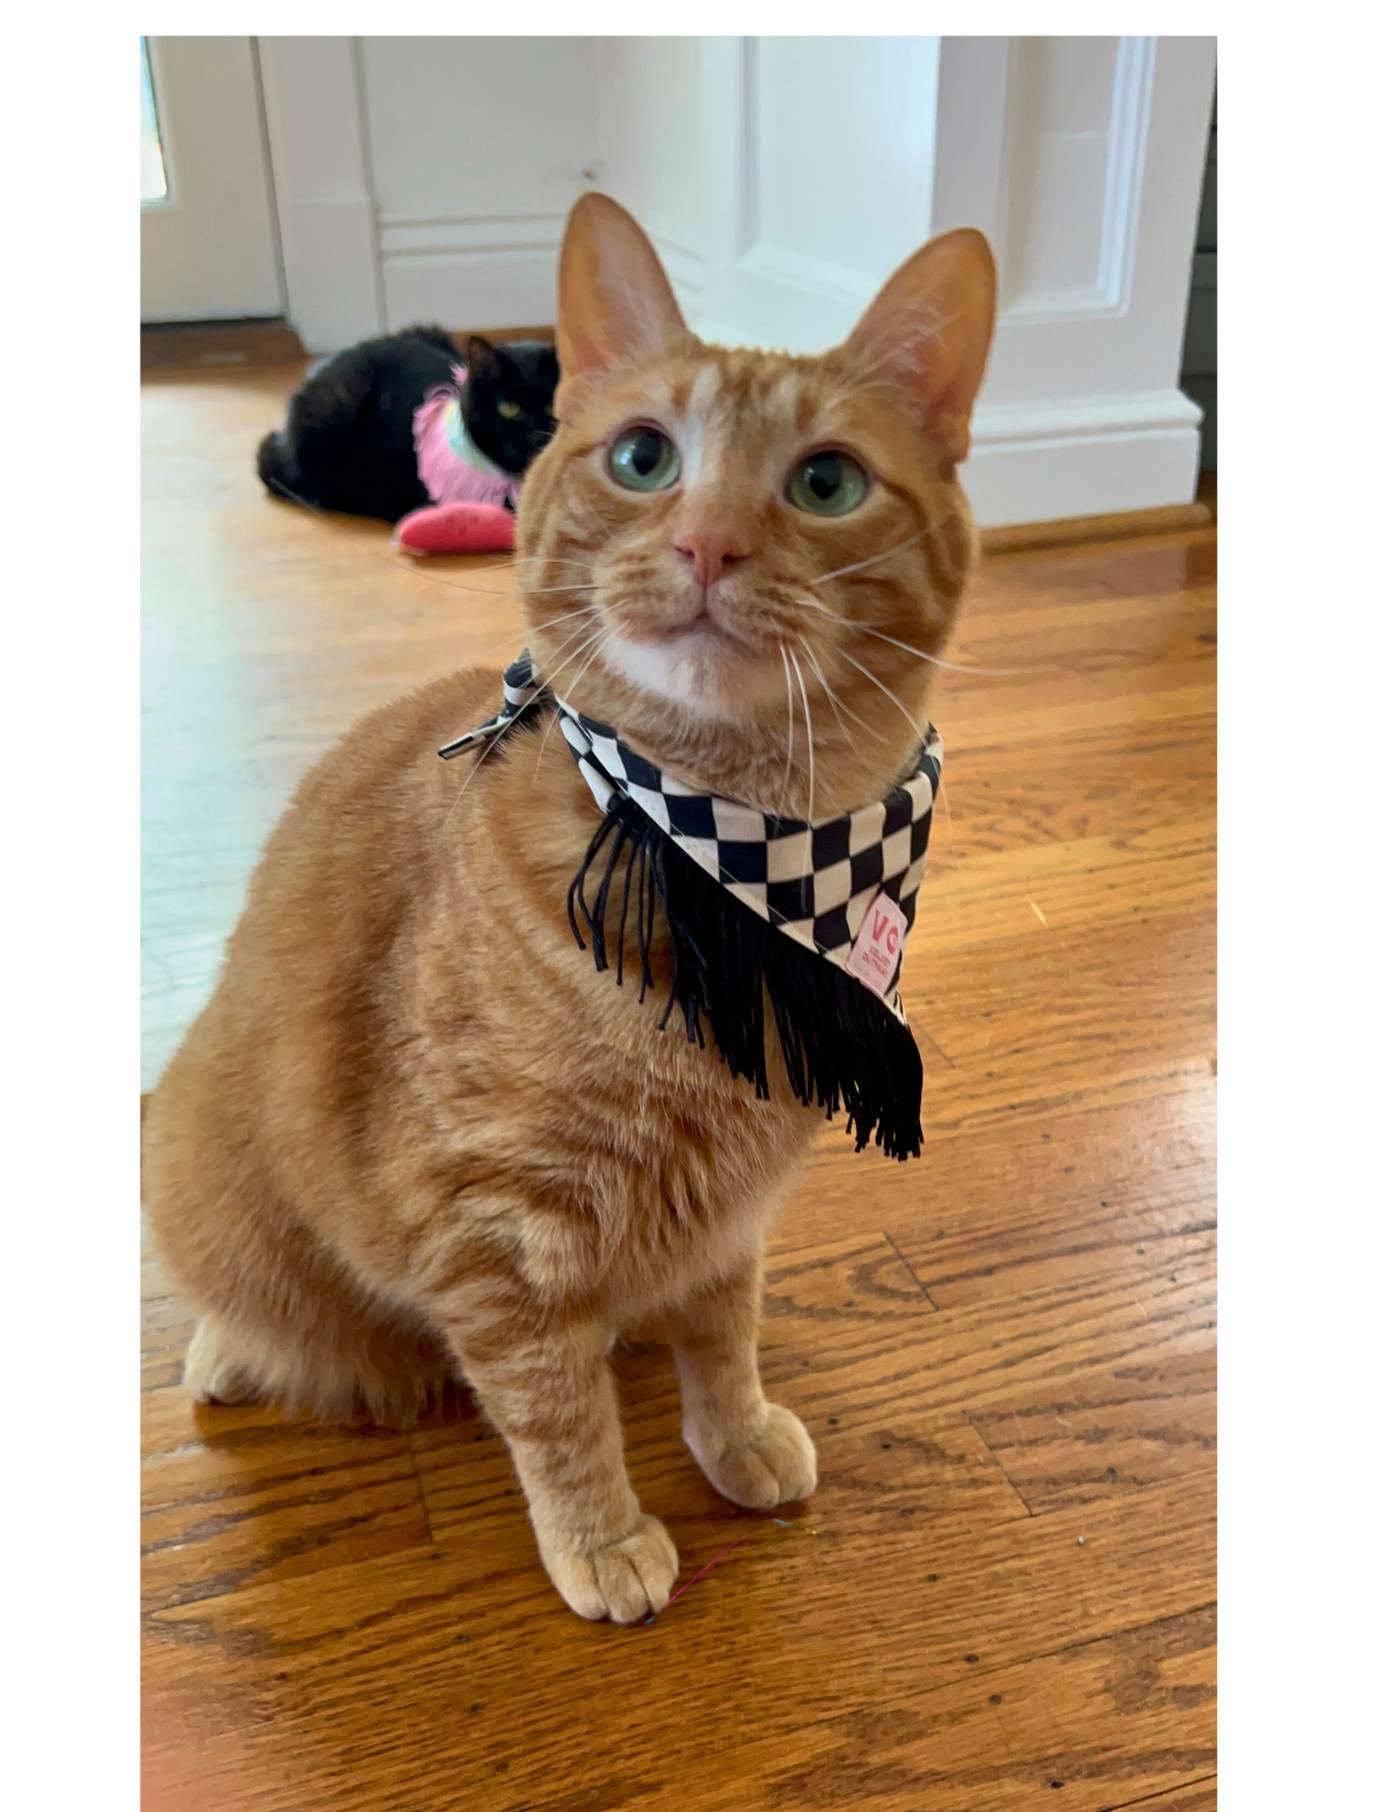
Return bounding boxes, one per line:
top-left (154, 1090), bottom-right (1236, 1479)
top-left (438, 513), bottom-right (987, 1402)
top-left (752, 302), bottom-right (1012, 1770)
top-left (407, 887), bottom-right (815, 1302)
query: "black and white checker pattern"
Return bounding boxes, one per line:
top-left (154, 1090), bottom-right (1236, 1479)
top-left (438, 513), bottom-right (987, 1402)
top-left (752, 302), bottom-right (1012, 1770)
top-left (556, 702), bottom-right (941, 1022)
top-left (440, 650), bottom-right (942, 1022)
top-left (437, 651), bottom-right (543, 760)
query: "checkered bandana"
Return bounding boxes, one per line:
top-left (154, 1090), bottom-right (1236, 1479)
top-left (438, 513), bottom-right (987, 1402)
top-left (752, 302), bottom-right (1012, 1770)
top-left (439, 648), bottom-right (935, 1157)
top-left (440, 650), bottom-right (942, 1023)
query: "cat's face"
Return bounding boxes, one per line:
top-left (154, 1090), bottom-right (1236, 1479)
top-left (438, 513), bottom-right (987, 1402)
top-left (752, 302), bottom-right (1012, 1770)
top-left (516, 197), bottom-right (996, 816)
top-left (463, 338), bottom-right (560, 477)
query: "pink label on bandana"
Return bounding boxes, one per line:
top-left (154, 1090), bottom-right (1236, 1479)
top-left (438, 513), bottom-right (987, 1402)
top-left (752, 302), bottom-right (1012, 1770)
top-left (844, 893), bottom-right (908, 997)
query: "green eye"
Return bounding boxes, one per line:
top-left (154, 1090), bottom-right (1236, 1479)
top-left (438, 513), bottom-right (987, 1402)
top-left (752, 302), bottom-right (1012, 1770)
top-left (786, 450), bottom-right (869, 517)
top-left (607, 427), bottom-right (682, 493)
top-left (497, 399), bottom-right (522, 420)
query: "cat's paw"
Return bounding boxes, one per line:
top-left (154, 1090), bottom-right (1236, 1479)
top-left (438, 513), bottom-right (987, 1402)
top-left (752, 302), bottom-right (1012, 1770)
top-left (684, 1401), bottom-right (818, 1509)
top-left (183, 1316), bottom-right (259, 1406)
top-left (540, 1515), bottom-right (679, 1624)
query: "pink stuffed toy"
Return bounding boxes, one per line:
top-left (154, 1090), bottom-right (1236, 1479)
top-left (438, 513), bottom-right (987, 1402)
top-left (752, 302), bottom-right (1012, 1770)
top-left (393, 500), bottom-right (517, 556)
top-left (392, 367), bottom-right (523, 556)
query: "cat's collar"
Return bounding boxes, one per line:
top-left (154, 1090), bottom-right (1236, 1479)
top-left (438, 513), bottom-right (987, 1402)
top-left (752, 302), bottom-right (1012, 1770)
top-left (438, 651), bottom-right (939, 1159)
top-left (442, 391), bottom-right (510, 481)
top-left (440, 648), bottom-right (942, 1023)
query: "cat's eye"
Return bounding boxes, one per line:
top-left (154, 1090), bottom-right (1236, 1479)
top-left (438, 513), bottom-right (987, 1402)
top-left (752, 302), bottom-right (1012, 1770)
top-left (786, 450), bottom-right (869, 518)
top-left (607, 427), bottom-right (682, 493)
top-left (497, 399), bottom-right (522, 420)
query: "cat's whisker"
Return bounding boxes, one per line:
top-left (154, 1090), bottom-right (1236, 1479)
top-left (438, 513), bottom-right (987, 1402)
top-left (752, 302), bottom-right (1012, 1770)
top-left (836, 648), bottom-right (928, 747)
top-left (928, 651), bottom-right (1028, 676)
top-left (791, 650), bottom-right (817, 831)
top-left (938, 769), bottom-right (957, 858)
top-left (795, 589), bottom-right (851, 629)
top-left (471, 603), bottom-right (600, 662)
top-left (529, 613), bottom-right (610, 697)
top-left (530, 623), bottom-right (619, 788)
top-left (438, 612), bottom-right (606, 835)
top-left (550, 626), bottom-right (614, 715)
top-left (530, 628), bottom-right (611, 786)
top-left (536, 603), bottom-right (602, 632)
top-left (515, 552), bottom-right (599, 573)
top-left (797, 586), bottom-right (1035, 679)
top-left (809, 525), bottom-right (931, 587)
top-left (796, 635), bottom-right (862, 749)
top-left (850, 621), bottom-right (1034, 677)
top-left (521, 608), bottom-right (623, 737)
top-left (779, 646), bottom-right (797, 813)
top-left (260, 481), bottom-right (515, 599)
top-left (260, 479), bottom-right (607, 604)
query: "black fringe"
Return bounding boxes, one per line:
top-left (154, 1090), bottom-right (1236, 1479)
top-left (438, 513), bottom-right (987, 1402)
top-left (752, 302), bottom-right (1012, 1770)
top-left (567, 790), bottom-right (924, 1160)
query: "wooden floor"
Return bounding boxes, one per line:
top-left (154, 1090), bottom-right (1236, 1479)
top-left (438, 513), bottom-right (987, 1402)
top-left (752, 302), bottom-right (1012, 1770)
top-left (142, 364), bottom-right (1217, 1812)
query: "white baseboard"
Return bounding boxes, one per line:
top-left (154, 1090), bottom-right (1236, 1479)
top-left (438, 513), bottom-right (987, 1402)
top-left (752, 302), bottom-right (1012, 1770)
top-left (963, 388), bottom-right (1204, 528)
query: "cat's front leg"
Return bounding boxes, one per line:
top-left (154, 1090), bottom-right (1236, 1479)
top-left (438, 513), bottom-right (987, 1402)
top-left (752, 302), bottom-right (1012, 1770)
top-left (665, 1252), bottom-right (818, 1509)
top-left (445, 1312), bottom-right (677, 1622)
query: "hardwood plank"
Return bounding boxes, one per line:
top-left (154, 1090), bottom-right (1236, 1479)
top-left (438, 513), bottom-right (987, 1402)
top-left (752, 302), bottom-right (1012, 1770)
top-left (142, 1211), bottom-right (174, 1302)
top-left (757, 1231), bottom-right (1214, 1424)
top-left (914, 715), bottom-right (1216, 860)
top-left (896, 908), bottom-right (1216, 1141)
top-left (145, 1618), bottom-right (1216, 1812)
top-left (142, 1474), bottom-right (1214, 1812)
top-left (915, 821), bottom-right (1215, 955)
top-left (141, 1392), bottom-right (433, 1613)
top-left (664, 1610), bottom-right (1216, 1812)
top-left (966, 1349), bottom-right (1217, 1515)
top-left (936, 599), bottom-right (1217, 707)
top-left (781, 1080), bottom-right (1216, 1260)
top-left (980, 499), bottom-right (1214, 553)
top-left (142, 1293), bottom-right (196, 1394)
top-left (934, 679), bottom-right (1217, 759)
top-left (1102, 1780), bottom-right (1216, 1811)
top-left (959, 533), bottom-right (1215, 617)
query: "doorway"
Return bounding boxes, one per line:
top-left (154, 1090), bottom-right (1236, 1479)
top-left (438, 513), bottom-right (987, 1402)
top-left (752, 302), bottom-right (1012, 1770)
top-left (1180, 90), bottom-right (1217, 477)
top-left (140, 36), bottom-right (285, 324)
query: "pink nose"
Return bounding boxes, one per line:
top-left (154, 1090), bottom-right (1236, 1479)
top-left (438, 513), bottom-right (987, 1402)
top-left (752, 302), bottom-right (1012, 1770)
top-left (672, 523), bottom-right (753, 591)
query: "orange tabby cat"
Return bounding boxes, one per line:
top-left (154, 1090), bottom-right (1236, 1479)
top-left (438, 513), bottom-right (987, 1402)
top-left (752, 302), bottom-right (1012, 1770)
top-left (142, 194), bottom-right (996, 1622)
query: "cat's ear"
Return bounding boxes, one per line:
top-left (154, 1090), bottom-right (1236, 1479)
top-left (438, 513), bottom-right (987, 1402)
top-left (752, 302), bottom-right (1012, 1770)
top-left (465, 335), bottom-right (503, 383)
top-left (841, 228), bottom-right (998, 465)
top-left (555, 192), bottom-right (690, 413)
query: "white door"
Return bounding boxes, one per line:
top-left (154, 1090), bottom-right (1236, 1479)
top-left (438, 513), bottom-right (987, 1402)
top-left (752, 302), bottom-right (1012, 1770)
top-left (688, 36), bottom-right (1215, 525)
top-left (141, 35), bottom-right (284, 322)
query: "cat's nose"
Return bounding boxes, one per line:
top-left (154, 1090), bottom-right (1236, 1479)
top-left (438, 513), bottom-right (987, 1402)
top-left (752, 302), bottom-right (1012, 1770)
top-left (672, 524), bottom-right (753, 591)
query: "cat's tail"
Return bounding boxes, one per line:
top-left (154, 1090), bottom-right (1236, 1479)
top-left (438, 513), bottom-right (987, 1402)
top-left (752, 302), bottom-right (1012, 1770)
top-left (256, 429), bottom-right (303, 503)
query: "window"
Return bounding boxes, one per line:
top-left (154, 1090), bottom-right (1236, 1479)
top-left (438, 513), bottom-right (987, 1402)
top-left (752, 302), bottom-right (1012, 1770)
top-left (141, 38), bottom-right (168, 203)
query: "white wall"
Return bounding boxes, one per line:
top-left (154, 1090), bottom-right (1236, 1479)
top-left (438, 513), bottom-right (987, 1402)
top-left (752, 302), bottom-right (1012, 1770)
top-left (362, 37), bottom-right (600, 330)
top-left (257, 37), bottom-right (382, 352)
top-left (257, 34), bottom-right (1216, 528)
top-left (596, 38), bottom-right (705, 313)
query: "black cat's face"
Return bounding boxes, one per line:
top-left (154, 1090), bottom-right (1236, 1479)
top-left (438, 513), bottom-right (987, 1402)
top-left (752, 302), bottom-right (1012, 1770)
top-left (462, 337), bottom-right (560, 476)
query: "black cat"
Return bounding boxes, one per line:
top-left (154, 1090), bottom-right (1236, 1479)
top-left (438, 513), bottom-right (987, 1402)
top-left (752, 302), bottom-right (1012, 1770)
top-left (256, 329), bottom-right (559, 525)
